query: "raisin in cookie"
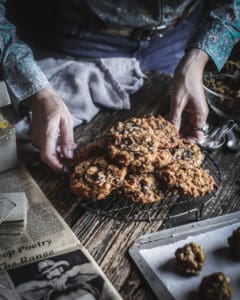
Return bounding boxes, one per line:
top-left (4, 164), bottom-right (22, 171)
top-left (158, 160), bottom-right (215, 197)
top-left (171, 139), bottom-right (203, 167)
top-left (70, 156), bottom-right (127, 200)
top-left (147, 115), bottom-right (180, 149)
top-left (121, 173), bottom-right (165, 203)
top-left (106, 118), bottom-right (158, 170)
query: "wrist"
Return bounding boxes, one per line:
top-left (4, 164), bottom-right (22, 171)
top-left (184, 49), bottom-right (209, 73)
top-left (24, 87), bottom-right (56, 110)
top-left (174, 48), bottom-right (209, 81)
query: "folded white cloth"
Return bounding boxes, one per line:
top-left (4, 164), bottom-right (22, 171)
top-left (15, 57), bottom-right (145, 139)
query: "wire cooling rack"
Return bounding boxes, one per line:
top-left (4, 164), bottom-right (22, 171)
top-left (76, 153), bottom-right (221, 222)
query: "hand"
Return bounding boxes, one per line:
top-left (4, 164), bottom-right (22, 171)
top-left (168, 49), bottom-right (209, 141)
top-left (52, 277), bottom-right (67, 291)
top-left (26, 87), bottom-right (75, 172)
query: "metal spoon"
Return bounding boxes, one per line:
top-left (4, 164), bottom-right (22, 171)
top-left (221, 69), bottom-right (240, 79)
top-left (198, 120), bottom-right (236, 150)
top-left (226, 129), bottom-right (240, 151)
top-left (198, 127), bottom-right (225, 150)
top-left (207, 136), bottom-right (226, 150)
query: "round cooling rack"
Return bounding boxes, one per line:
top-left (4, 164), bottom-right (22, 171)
top-left (76, 153), bottom-right (222, 222)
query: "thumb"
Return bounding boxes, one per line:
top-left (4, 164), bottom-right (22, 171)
top-left (168, 95), bottom-right (186, 131)
top-left (60, 117), bottom-right (76, 159)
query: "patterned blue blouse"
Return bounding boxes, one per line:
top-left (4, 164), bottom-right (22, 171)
top-left (0, 0), bottom-right (239, 108)
top-left (187, 0), bottom-right (240, 71)
top-left (0, 0), bottom-right (49, 110)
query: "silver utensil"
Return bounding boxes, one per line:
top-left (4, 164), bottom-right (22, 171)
top-left (198, 120), bottom-right (236, 150)
top-left (198, 132), bottom-right (226, 150)
top-left (226, 129), bottom-right (240, 151)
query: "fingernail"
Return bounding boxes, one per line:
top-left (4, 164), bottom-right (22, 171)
top-left (66, 149), bottom-right (74, 159)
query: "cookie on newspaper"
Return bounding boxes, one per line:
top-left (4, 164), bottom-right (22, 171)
top-left (171, 139), bottom-right (203, 167)
top-left (70, 156), bottom-right (127, 200)
top-left (121, 173), bottom-right (165, 204)
top-left (147, 115), bottom-right (181, 149)
top-left (106, 117), bottom-right (159, 171)
top-left (158, 160), bottom-right (215, 197)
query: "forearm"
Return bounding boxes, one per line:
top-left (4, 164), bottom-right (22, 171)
top-left (186, 1), bottom-right (240, 71)
top-left (0, 0), bottom-right (49, 110)
top-left (175, 49), bottom-right (209, 81)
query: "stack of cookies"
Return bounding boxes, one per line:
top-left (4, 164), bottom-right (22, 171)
top-left (70, 115), bottom-right (215, 203)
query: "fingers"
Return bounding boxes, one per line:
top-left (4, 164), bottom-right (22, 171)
top-left (181, 102), bottom-right (209, 141)
top-left (31, 112), bottom-right (65, 172)
top-left (29, 89), bottom-right (76, 172)
top-left (60, 116), bottom-right (76, 159)
top-left (168, 93), bottom-right (187, 131)
top-left (179, 112), bottom-right (202, 142)
top-left (39, 116), bottom-right (76, 172)
top-left (40, 128), bottom-right (63, 172)
top-left (189, 111), bottom-right (209, 141)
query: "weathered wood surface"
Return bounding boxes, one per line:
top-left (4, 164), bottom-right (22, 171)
top-left (17, 73), bottom-right (240, 300)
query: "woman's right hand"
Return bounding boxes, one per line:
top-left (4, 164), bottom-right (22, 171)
top-left (26, 87), bottom-right (76, 172)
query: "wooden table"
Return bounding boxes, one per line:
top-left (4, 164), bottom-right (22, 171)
top-left (16, 73), bottom-right (240, 300)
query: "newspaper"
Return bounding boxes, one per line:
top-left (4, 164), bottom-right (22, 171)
top-left (0, 194), bottom-right (16, 224)
top-left (0, 163), bottom-right (122, 299)
top-left (0, 193), bottom-right (28, 235)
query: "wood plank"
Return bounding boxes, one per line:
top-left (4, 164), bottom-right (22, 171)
top-left (15, 72), bottom-right (240, 299)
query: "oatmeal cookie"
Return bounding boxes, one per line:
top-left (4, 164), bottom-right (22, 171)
top-left (158, 160), bottom-right (215, 197)
top-left (154, 149), bottom-right (173, 169)
top-left (171, 139), bottom-right (203, 167)
top-left (70, 155), bottom-right (127, 200)
top-left (147, 115), bottom-right (180, 148)
top-left (227, 227), bottom-right (240, 258)
top-left (73, 140), bottom-right (105, 163)
top-left (199, 272), bottom-right (233, 300)
top-left (106, 117), bottom-right (158, 169)
top-left (121, 173), bottom-right (165, 204)
top-left (175, 242), bottom-right (205, 275)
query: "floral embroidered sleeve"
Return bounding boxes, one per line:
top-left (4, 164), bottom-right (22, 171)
top-left (187, 0), bottom-right (240, 71)
top-left (0, 0), bottom-right (49, 110)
